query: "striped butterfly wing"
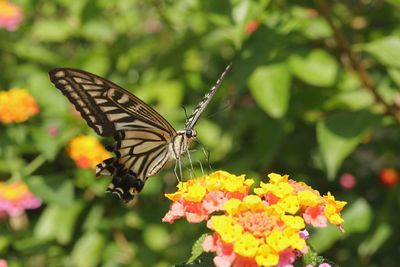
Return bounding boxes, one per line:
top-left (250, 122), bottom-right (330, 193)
top-left (49, 68), bottom-right (176, 137)
top-left (49, 68), bottom-right (177, 201)
top-left (184, 63), bottom-right (232, 130)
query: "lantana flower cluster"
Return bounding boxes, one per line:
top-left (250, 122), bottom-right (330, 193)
top-left (67, 135), bottom-right (111, 169)
top-left (0, 0), bottom-right (23, 31)
top-left (0, 180), bottom-right (42, 217)
top-left (0, 88), bottom-right (39, 124)
top-left (163, 171), bottom-right (254, 223)
top-left (163, 171), bottom-right (346, 267)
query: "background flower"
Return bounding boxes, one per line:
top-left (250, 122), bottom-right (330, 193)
top-left (0, 0), bottom-right (23, 31)
top-left (0, 88), bottom-right (39, 123)
top-left (0, 180), bottom-right (41, 217)
top-left (67, 135), bottom-right (111, 169)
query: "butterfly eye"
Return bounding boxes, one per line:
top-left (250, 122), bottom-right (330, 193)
top-left (185, 129), bottom-right (196, 138)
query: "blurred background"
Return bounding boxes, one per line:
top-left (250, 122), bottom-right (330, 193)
top-left (0, 0), bottom-right (400, 266)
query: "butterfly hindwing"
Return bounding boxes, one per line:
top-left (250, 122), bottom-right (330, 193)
top-left (96, 128), bottom-right (171, 201)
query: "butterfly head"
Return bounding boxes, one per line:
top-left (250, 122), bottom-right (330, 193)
top-left (185, 129), bottom-right (197, 139)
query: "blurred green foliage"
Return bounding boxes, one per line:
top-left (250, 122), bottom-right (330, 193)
top-left (1, 0), bottom-right (400, 266)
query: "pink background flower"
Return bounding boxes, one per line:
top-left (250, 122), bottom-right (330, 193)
top-left (0, 1), bottom-right (23, 31)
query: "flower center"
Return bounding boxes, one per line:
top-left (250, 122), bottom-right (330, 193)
top-left (236, 210), bottom-right (276, 238)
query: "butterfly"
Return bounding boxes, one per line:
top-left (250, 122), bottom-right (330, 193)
top-left (49, 64), bottom-right (231, 202)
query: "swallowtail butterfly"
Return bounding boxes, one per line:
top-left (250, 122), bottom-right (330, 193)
top-left (49, 64), bottom-right (231, 202)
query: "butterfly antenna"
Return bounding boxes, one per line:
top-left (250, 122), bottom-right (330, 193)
top-left (182, 105), bottom-right (189, 121)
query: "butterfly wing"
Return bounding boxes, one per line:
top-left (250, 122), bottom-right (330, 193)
top-left (49, 68), bottom-right (177, 201)
top-left (49, 68), bottom-right (176, 137)
top-left (97, 128), bottom-right (173, 201)
top-left (184, 63), bottom-right (232, 129)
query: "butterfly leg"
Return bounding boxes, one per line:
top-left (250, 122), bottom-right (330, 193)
top-left (198, 160), bottom-right (204, 176)
top-left (174, 159), bottom-right (181, 182)
top-left (186, 149), bottom-right (195, 178)
top-left (201, 146), bottom-right (213, 174)
top-left (178, 156), bottom-right (183, 181)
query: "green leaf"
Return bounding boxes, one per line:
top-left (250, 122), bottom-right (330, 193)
top-left (56, 201), bottom-right (84, 244)
top-left (385, 0), bottom-right (400, 6)
top-left (138, 80), bottom-right (184, 111)
top-left (75, 168), bottom-right (96, 189)
top-left (80, 47), bottom-right (111, 76)
top-left (13, 42), bottom-right (61, 65)
top-left (324, 89), bottom-right (374, 111)
top-left (83, 205), bottom-right (104, 231)
top-left (232, 0), bottom-right (250, 25)
top-left (187, 234), bottom-right (209, 264)
top-left (377, 77), bottom-right (400, 105)
top-left (0, 236), bottom-right (10, 252)
top-left (143, 225), bottom-right (169, 251)
top-left (31, 19), bottom-right (74, 42)
top-left (34, 204), bottom-right (61, 241)
top-left (362, 36), bottom-right (400, 68)
top-left (302, 18), bottom-right (332, 40)
top-left (248, 63), bottom-right (291, 118)
top-left (56, 180), bottom-right (76, 204)
top-left (309, 198), bottom-right (372, 252)
top-left (31, 123), bottom-right (76, 161)
top-left (359, 223), bottom-right (392, 257)
top-left (26, 71), bottom-right (70, 117)
top-left (196, 120), bottom-right (232, 160)
top-left (34, 201), bottom-right (83, 244)
top-left (71, 232), bottom-right (105, 267)
top-left (388, 68), bottom-right (400, 87)
top-left (231, 26), bottom-right (282, 91)
top-left (341, 198), bottom-right (372, 233)
top-left (26, 177), bottom-right (75, 205)
top-left (302, 248), bottom-right (328, 267)
top-left (317, 110), bottom-right (381, 179)
top-left (80, 19), bottom-right (116, 43)
top-left (175, 253), bottom-right (214, 267)
top-left (289, 49), bottom-right (338, 87)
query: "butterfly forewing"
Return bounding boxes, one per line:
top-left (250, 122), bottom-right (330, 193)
top-left (49, 68), bottom-right (176, 137)
top-left (184, 63), bottom-right (232, 130)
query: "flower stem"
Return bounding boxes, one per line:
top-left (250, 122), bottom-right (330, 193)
top-left (23, 154), bottom-right (47, 176)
